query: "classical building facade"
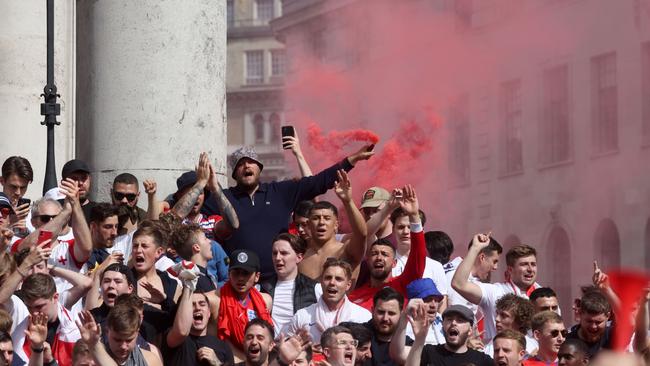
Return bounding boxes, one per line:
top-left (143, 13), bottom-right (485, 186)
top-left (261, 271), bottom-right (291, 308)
top-left (1, 1), bottom-right (228, 201)
top-left (227, 0), bottom-right (291, 182)
top-left (274, 0), bottom-right (650, 313)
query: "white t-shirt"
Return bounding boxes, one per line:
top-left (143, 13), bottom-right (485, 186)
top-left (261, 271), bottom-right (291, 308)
top-left (272, 280), bottom-right (295, 336)
top-left (48, 231), bottom-right (89, 296)
top-left (393, 256), bottom-right (449, 296)
top-left (112, 231), bottom-right (134, 264)
top-left (5, 295), bottom-right (30, 364)
top-left (477, 282), bottom-right (534, 341)
top-left (446, 267), bottom-right (481, 316)
top-left (287, 298), bottom-right (371, 344)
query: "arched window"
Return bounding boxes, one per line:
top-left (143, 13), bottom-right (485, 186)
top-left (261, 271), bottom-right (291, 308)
top-left (269, 113), bottom-right (281, 144)
top-left (593, 218), bottom-right (620, 270)
top-left (547, 226), bottom-right (572, 316)
top-left (253, 114), bottom-right (265, 144)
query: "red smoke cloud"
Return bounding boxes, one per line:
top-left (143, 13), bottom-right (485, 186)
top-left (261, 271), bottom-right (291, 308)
top-left (306, 123), bottom-right (379, 158)
top-left (281, 1), bottom-right (575, 212)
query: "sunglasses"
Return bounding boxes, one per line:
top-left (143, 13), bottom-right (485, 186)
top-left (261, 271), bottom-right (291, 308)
top-left (35, 214), bottom-right (57, 223)
top-left (549, 329), bottom-right (568, 338)
top-left (113, 192), bottom-right (137, 202)
top-left (0, 207), bottom-right (11, 218)
top-left (332, 339), bottom-right (359, 348)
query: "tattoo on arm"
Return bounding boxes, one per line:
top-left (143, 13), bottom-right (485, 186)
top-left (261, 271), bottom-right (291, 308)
top-left (213, 183), bottom-right (239, 230)
top-left (171, 185), bottom-right (203, 219)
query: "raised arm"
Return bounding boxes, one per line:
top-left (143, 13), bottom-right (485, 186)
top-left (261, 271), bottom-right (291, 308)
top-left (84, 252), bottom-right (123, 310)
top-left (143, 179), bottom-right (162, 220)
top-left (76, 310), bottom-right (118, 366)
top-left (16, 203), bottom-right (72, 252)
top-left (50, 265), bottom-right (93, 309)
top-left (166, 285), bottom-right (194, 349)
top-left (390, 299), bottom-right (423, 365)
top-left (395, 186), bottom-right (426, 291)
top-left (283, 133), bottom-right (313, 177)
top-left (592, 261), bottom-right (621, 313)
top-left (365, 193), bottom-right (399, 243)
top-left (0, 242), bottom-right (51, 306)
top-left (335, 170), bottom-right (367, 266)
top-left (451, 234), bottom-right (489, 305)
top-left (26, 313), bottom-right (48, 366)
top-left (405, 301), bottom-right (431, 366)
top-left (207, 159), bottom-right (239, 232)
top-left (60, 178), bottom-right (93, 263)
top-left (171, 152), bottom-right (210, 220)
top-left (292, 144), bottom-right (375, 203)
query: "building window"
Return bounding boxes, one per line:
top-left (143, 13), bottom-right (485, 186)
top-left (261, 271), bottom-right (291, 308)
top-left (245, 50), bottom-right (264, 85)
top-left (227, 0), bottom-right (234, 27)
top-left (253, 114), bottom-right (265, 144)
top-left (642, 42), bottom-right (650, 143)
top-left (269, 113), bottom-right (281, 144)
top-left (591, 52), bottom-right (618, 154)
top-left (499, 79), bottom-right (523, 174)
top-left (448, 94), bottom-right (470, 186)
top-left (271, 50), bottom-right (286, 78)
top-left (256, 0), bottom-right (274, 23)
top-left (540, 64), bottom-right (570, 165)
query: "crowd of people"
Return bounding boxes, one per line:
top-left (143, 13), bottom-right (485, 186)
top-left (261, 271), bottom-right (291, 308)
top-left (0, 133), bottom-right (649, 366)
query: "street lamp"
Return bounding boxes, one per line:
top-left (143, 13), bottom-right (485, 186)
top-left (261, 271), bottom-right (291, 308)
top-left (40, 0), bottom-right (61, 195)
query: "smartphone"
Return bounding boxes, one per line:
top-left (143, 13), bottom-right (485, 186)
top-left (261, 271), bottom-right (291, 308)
top-left (366, 144), bottom-right (375, 152)
top-left (37, 230), bottom-right (53, 248)
top-left (281, 125), bottom-right (295, 149)
top-left (17, 198), bottom-right (31, 207)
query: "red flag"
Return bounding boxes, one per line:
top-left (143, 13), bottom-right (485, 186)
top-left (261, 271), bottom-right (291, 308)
top-left (607, 270), bottom-right (650, 351)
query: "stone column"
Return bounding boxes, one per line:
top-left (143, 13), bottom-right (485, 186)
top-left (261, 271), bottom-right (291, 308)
top-left (75, 1), bottom-right (227, 203)
top-left (0, 0), bottom-right (76, 197)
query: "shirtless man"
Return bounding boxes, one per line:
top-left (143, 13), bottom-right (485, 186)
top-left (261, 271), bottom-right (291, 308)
top-left (298, 170), bottom-right (367, 281)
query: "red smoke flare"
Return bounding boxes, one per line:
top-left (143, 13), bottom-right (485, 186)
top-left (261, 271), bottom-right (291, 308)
top-left (607, 270), bottom-right (650, 351)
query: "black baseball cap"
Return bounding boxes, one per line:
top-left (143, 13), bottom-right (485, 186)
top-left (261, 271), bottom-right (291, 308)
top-left (62, 159), bottom-right (91, 179)
top-left (442, 304), bottom-right (474, 325)
top-left (229, 250), bottom-right (260, 273)
top-left (175, 171), bottom-right (197, 193)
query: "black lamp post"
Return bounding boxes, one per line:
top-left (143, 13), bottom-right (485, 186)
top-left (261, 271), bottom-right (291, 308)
top-left (41, 0), bottom-right (61, 195)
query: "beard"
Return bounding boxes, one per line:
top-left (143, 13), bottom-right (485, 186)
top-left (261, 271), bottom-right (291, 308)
top-left (370, 267), bottom-right (391, 281)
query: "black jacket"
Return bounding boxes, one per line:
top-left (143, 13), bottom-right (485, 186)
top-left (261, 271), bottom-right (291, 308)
top-left (260, 273), bottom-right (318, 313)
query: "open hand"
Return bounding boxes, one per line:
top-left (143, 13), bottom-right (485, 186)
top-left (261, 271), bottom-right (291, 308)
top-left (196, 152), bottom-right (211, 186)
top-left (140, 280), bottom-right (167, 304)
top-left (25, 312), bottom-right (48, 347)
top-left (60, 178), bottom-right (80, 206)
top-left (334, 170), bottom-right (353, 203)
top-left (397, 185), bottom-right (419, 216)
top-left (76, 310), bottom-right (101, 346)
top-left (407, 300), bottom-right (431, 339)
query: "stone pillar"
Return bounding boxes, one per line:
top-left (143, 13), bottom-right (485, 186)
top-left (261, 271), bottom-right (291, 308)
top-left (0, 0), bottom-right (76, 198)
top-left (75, 1), bottom-right (227, 203)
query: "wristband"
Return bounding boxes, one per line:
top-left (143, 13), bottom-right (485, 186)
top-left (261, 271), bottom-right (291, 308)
top-left (31, 345), bottom-right (44, 353)
top-left (16, 266), bottom-right (29, 278)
